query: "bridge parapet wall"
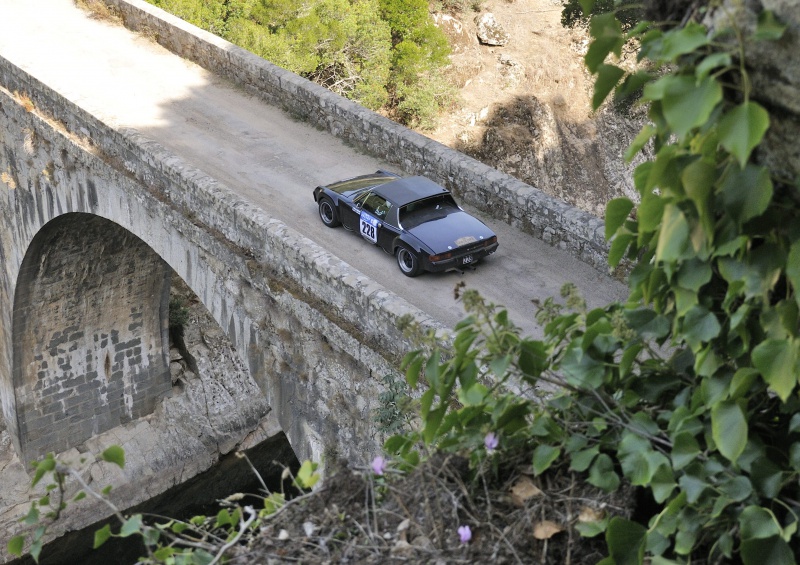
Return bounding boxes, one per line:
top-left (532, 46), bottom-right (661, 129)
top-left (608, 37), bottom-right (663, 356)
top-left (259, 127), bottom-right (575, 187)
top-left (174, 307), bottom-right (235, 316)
top-left (102, 0), bottom-right (611, 274)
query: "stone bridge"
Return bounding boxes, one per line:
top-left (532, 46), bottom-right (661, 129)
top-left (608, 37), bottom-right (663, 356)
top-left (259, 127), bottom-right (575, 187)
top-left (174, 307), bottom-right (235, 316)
top-left (0, 0), bottom-right (620, 555)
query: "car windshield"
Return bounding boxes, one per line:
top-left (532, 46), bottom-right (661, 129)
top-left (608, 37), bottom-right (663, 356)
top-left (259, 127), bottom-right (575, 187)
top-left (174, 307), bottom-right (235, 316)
top-left (399, 195), bottom-right (459, 229)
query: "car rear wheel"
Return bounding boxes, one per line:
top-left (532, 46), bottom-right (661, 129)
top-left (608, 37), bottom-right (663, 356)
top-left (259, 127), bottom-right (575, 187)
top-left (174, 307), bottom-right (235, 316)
top-left (396, 244), bottom-right (422, 277)
top-left (318, 197), bottom-right (340, 227)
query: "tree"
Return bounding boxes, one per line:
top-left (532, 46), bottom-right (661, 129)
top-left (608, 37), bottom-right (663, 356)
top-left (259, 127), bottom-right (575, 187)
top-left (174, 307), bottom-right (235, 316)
top-left (226, 0), bottom-right (393, 110)
top-left (148, 0), bottom-right (453, 126)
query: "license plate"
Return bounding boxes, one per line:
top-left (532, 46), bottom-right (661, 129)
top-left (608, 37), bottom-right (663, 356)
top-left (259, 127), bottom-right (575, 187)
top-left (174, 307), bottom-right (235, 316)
top-left (462, 255), bottom-right (473, 265)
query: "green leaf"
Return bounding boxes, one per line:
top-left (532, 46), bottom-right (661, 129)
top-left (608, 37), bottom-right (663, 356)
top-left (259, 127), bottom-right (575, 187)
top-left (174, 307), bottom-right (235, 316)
top-left (752, 339), bottom-right (800, 401)
top-left (711, 400), bottom-right (748, 463)
top-left (561, 344), bottom-right (605, 388)
top-left (750, 457), bottom-right (784, 498)
top-left (575, 516), bottom-right (608, 538)
top-left (681, 159), bottom-right (716, 239)
top-left (636, 195), bottom-right (665, 235)
top-left (650, 557), bottom-right (683, 565)
top-left (494, 401), bottom-right (532, 432)
top-left (754, 10), bottom-right (787, 41)
top-left (101, 445), bottom-right (126, 469)
top-left (120, 515), bottom-right (143, 538)
top-left (30, 535), bottom-right (42, 563)
top-left (532, 444), bottom-right (561, 476)
top-left (661, 75), bottom-right (723, 139)
top-left (570, 446), bottom-right (599, 472)
top-left (659, 22), bottom-right (711, 62)
top-left (154, 547), bottom-right (176, 561)
top-left (740, 536), bottom-right (796, 565)
top-left (403, 353), bottom-right (423, 388)
top-left (650, 464), bottom-right (676, 503)
top-left (585, 13), bottom-right (624, 73)
top-left (519, 339), bottom-right (547, 379)
top-left (677, 258), bottom-right (712, 292)
top-left (489, 355), bottom-right (511, 379)
top-left (424, 351), bottom-right (441, 391)
top-left (93, 524), bottom-right (112, 548)
top-left (719, 102), bottom-right (770, 168)
top-left (606, 517), bottom-right (647, 565)
top-left (624, 308), bottom-right (670, 339)
top-left (671, 432), bottom-right (700, 470)
top-left (719, 164), bottom-right (773, 225)
top-left (656, 204), bottom-right (691, 262)
top-left (625, 123), bottom-right (657, 162)
top-left (295, 460), bottom-right (320, 489)
top-left (216, 509), bottom-right (232, 528)
top-left (593, 64), bottom-right (625, 109)
top-left (609, 233), bottom-right (634, 267)
top-left (191, 549), bottom-right (216, 565)
top-left (23, 504), bottom-right (39, 526)
top-left (696, 52), bottom-right (732, 81)
top-left (7, 535), bottom-right (25, 557)
top-left (605, 198), bottom-right (634, 240)
top-left (32, 455), bottom-right (55, 488)
top-left (787, 241), bottom-right (800, 309)
top-left (619, 342), bottom-right (642, 377)
top-left (719, 475), bottom-right (753, 502)
top-left (679, 472), bottom-right (708, 504)
top-left (423, 406), bottom-right (446, 444)
top-left (588, 454), bottom-right (620, 491)
top-left (458, 382), bottom-right (488, 406)
top-left (682, 306), bottom-right (721, 349)
top-left (420, 388), bottom-right (434, 418)
top-left (740, 506), bottom-right (782, 540)
top-left (578, 0), bottom-right (594, 17)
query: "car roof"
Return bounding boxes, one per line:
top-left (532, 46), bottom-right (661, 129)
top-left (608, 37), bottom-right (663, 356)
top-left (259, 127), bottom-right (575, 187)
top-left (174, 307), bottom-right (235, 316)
top-left (373, 176), bottom-right (449, 206)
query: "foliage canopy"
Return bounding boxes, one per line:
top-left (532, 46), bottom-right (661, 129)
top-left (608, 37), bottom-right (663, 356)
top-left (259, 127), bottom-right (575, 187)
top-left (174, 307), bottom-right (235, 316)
top-left (147, 0), bottom-right (452, 127)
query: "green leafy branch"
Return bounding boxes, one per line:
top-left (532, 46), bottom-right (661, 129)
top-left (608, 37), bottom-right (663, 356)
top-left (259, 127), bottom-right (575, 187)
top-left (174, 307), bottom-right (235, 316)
top-left (383, 2), bottom-right (799, 563)
top-left (8, 448), bottom-right (320, 564)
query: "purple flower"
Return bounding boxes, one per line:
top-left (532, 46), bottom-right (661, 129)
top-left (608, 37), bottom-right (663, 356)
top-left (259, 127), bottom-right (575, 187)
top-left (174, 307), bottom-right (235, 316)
top-left (371, 456), bottom-right (387, 476)
top-left (484, 432), bottom-right (499, 452)
top-left (458, 525), bottom-right (472, 543)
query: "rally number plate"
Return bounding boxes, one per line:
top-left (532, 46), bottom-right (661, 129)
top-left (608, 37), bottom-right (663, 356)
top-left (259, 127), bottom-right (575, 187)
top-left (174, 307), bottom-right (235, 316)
top-left (359, 212), bottom-right (379, 243)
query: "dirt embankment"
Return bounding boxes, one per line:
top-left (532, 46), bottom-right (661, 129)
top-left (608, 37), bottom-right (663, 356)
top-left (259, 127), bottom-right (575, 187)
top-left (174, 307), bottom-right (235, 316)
top-left (428, 0), bottom-right (645, 218)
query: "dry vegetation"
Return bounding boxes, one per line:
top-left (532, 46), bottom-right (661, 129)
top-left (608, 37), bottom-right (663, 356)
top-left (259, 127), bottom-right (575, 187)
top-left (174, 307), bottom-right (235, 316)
top-left (227, 456), bottom-right (634, 564)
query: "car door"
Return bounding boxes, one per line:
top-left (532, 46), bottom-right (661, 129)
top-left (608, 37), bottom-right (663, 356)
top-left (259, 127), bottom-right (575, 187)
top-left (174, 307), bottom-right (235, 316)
top-left (339, 191), bottom-right (365, 231)
top-left (358, 192), bottom-right (392, 248)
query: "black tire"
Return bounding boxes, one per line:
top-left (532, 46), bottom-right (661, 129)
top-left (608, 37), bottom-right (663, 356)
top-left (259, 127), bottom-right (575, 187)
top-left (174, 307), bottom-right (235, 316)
top-left (318, 197), bottom-right (340, 227)
top-left (396, 244), bottom-right (422, 277)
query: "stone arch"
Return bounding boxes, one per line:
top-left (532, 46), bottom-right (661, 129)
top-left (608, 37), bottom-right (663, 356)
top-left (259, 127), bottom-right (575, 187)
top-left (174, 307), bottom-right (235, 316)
top-left (10, 213), bottom-right (172, 461)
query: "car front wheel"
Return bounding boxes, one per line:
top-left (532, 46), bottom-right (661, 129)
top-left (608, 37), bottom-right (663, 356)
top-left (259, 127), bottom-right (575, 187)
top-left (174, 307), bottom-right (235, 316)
top-left (318, 197), bottom-right (340, 227)
top-left (396, 244), bottom-right (422, 277)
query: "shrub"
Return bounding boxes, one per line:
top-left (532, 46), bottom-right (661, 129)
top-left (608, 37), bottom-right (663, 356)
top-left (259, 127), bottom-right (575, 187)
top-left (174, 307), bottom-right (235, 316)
top-left (147, 0), bottom-right (452, 125)
top-left (387, 3), bottom-right (798, 563)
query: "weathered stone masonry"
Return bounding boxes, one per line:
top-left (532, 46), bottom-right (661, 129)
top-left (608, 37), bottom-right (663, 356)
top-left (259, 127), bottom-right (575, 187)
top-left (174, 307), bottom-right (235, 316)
top-left (13, 214), bottom-right (172, 458)
top-left (0, 50), bottom-right (442, 468)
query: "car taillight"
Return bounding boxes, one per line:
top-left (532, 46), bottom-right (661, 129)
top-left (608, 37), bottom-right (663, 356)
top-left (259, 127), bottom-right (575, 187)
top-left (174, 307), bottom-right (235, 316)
top-left (484, 236), bottom-right (497, 246)
top-left (429, 251), bottom-right (453, 262)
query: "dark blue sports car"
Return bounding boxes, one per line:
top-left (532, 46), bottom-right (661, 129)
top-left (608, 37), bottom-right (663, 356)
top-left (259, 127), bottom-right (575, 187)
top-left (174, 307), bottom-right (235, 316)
top-left (313, 171), bottom-right (498, 277)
